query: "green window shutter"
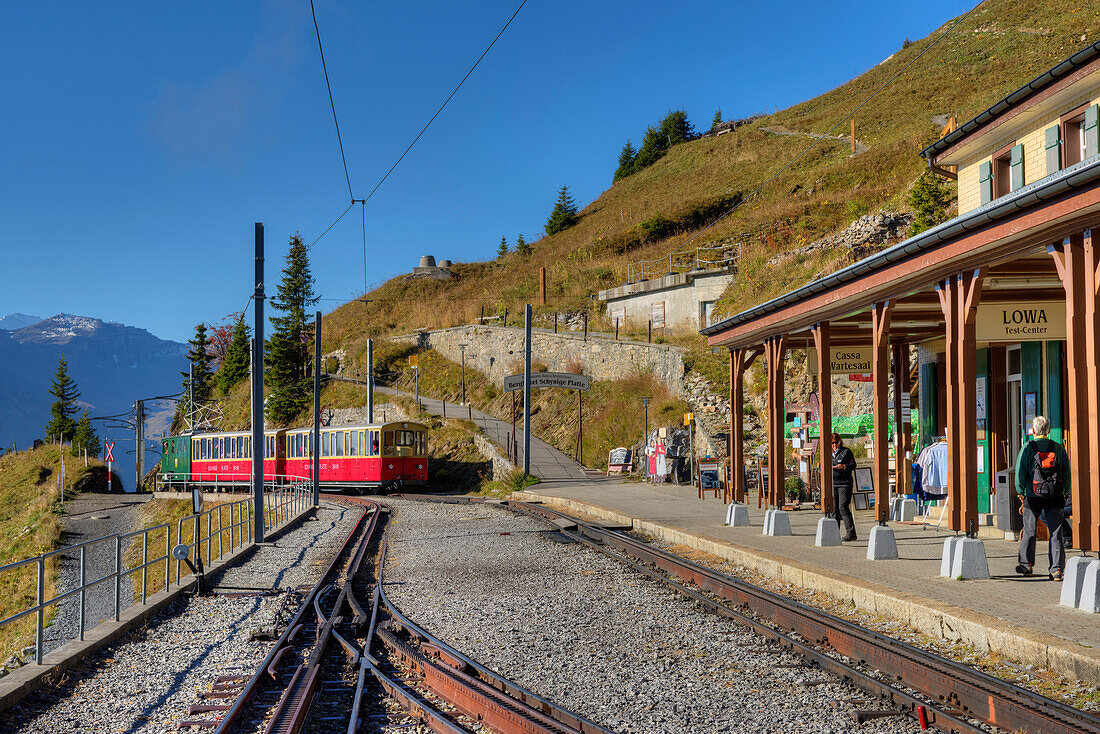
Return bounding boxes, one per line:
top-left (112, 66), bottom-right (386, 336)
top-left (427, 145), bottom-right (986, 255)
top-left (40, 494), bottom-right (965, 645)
top-left (1010, 143), bottom-right (1024, 191)
top-left (978, 160), bottom-right (993, 204)
top-left (1086, 104), bottom-right (1099, 159)
top-left (1045, 125), bottom-right (1062, 175)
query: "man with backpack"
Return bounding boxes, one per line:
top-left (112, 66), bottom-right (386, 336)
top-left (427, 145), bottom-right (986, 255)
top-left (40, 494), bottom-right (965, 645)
top-left (1014, 416), bottom-right (1070, 580)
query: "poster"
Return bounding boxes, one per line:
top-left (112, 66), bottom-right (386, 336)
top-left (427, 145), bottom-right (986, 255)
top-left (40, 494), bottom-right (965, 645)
top-left (975, 377), bottom-right (986, 431)
top-left (1024, 392), bottom-right (1038, 434)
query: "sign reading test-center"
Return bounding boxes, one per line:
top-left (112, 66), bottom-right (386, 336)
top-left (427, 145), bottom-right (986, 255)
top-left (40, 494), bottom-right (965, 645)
top-left (975, 301), bottom-right (1066, 342)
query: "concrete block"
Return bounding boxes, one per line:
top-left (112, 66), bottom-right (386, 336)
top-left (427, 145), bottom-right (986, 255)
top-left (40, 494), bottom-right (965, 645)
top-left (898, 499), bottom-right (917, 522)
top-left (1060, 555), bottom-right (1092, 609)
top-left (866, 525), bottom-right (899, 560)
top-left (1079, 560), bottom-right (1100, 614)
top-left (949, 538), bottom-right (990, 580)
top-left (889, 496), bottom-right (903, 521)
top-left (762, 508), bottom-right (775, 535)
top-left (940, 536), bottom-right (960, 577)
top-left (725, 503), bottom-right (750, 526)
top-left (767, 510), bottom-right (792, 536)
top-left (815, 516), bottom-right (841, 546)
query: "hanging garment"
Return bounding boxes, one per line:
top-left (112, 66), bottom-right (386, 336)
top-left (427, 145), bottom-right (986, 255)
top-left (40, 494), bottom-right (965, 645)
top-left (917, 442), bottom-right (949, 499)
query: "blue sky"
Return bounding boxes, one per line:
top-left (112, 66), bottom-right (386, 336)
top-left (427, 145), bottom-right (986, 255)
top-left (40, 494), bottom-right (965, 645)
top-left (2, 1), bottom-right (974, 343)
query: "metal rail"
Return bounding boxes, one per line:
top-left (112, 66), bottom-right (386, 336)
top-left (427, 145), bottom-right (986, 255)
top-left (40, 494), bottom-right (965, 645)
top-left (625, 242), bottom-right (739, 285)
top-left (0, 484), bottom-right (309, 666)
top-left (507, 500), bottom-right (1100, 734)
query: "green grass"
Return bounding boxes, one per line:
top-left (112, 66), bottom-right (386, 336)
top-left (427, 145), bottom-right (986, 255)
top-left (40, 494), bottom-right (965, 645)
top-left (0, 445), bottom-right (102, 660)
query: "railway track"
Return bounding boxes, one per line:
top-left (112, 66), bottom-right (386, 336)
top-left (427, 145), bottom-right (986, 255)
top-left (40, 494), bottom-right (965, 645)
top-left (498, 499), bottom-right (1100, 734)
top-left (175, 497), bottom-right (612, 734)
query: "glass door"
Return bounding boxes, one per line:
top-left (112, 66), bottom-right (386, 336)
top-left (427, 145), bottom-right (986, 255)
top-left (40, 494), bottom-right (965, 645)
top-left (1006, 345), bottom-right (1023, 470)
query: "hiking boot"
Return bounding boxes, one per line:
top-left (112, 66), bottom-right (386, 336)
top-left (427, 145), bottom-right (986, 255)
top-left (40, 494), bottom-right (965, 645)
top-left (1051, 568), bottom-right (1064, 581)
top-left (842, 534), bottom-right (857, 542)
top-left (1016, 563), bottom-right (1033, 576)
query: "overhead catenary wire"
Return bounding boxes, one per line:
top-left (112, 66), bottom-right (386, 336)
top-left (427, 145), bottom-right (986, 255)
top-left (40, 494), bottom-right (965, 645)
top-left (672, 2), bottom-right (984, 253)
top-left (310, 0), bottom-right (354, 200)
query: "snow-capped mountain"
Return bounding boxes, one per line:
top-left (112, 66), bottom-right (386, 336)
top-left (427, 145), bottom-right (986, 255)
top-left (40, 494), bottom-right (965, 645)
top-left (0, 314), bottom-right (189, 488)
top-left (0, 313), bottom-right (43, 331)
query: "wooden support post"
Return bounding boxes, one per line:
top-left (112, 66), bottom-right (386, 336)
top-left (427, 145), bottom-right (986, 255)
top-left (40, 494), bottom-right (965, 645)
top-left (765, 336), bottom-right (788, 508)
top-left (871, 302), bottom-right (894, 522)
top-left (936, 279), bottom-right (962, 531)
top-left (891, 342), bottom-right (910, 504)
top-left (850, 118), bottom-right (856, 154)
top-left (956, 271), bottom-right (984, 535)
top-left (728, 347), bottom-right (759, 504)
top-left (812, 323), bottom-right (833, 515)
top-left (1050, 233), bottom-right (1098, 551)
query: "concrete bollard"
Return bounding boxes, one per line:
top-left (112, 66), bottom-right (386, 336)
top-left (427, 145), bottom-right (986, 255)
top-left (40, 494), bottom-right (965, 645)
top-left (897, 499), bottom-right (917, 522)
top-left (725, 503), bottom-right (750, 526)
top-left (815, 516), bottom-right (841, 546)
top-left (866, 525), bottom-right (899, 560)
top-left (949, 537), bottom-right (990, 580)
top-left (940, 536), bottom-right (960, 577)
top-left (1059, 555), bottom-right (1092, 608)
top-left (1078, 560), bottom-right (1100, 614)
top-left (767, 510), bottom-right (792, 537)
top-left (762, 508), bottom-right (775, 536)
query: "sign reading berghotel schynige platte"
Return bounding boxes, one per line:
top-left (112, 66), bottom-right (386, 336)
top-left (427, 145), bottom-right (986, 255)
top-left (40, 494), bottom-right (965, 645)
top-left (975, 301), bottom-right (1066, 342)
top-left (503, 372), bottom-right (592, 391)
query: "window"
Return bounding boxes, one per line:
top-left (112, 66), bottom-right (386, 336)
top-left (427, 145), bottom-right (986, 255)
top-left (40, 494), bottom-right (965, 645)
top-left (383, 430), bottom-right (395, 456)
top-left (992, 145), bottom-right (1012, 199)
top-left (322, 432), bottom-right (331, 457)
top-left (370, 430), bottom-right (380, 456)
top-left (308, 432), bottom-right (313, 457)
top-left (1063, 103), bottom-right (1099, 168)
top-left (351, 430), bottom-right (359, 457)
top-left (336, 432), bottom-right (344, 457)
top-left (244, 436), bottom-right (250, 459)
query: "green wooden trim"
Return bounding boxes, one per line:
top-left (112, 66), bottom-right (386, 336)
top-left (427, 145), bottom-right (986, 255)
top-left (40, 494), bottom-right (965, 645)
top-left (1010, 143), bottom-right (1025, 191)
top-left (978, 160), bottom-right (993, 204)
top-left (1086, 104), bottom-right (1099, 159)
top-left (1045, 125), bottom-right (1062, 175)
top-left (1045, 341), bottom-right (1065, 443)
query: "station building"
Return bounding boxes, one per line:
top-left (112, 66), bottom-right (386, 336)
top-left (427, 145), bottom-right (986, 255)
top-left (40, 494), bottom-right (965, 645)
top-left (702, 41), bottom-right (1100, 558)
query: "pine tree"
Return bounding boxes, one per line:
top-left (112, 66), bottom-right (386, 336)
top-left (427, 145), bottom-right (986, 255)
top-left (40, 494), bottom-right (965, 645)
top-left (613, 139), bottom-right (637, 182)
top-left (217, 318), bottom-right (252, 394)
top-left (71, 409), bottom-right (100, 457)
top-left (178, 323), bottom-right (214, 422)
top-left (544, 185), bottom-right (580, 236)
top-left (45, 356), bottom-right (80, 442)
top-left (266, 232), bottom-right (319, 424)
top-left (496, 235), bottom-right (509, 259)
top-left (634, 125), bottom-right (667, 170)
top-left (711, 107), bottom-right (723, 130)
top-left (516, 234), bottom-right (531, 256)
top-left (659, 109), bottom-right (694, 145)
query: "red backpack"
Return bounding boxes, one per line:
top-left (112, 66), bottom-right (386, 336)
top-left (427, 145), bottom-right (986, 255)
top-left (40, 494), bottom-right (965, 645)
top-left (1030, 440), bottom-right (1063, 498)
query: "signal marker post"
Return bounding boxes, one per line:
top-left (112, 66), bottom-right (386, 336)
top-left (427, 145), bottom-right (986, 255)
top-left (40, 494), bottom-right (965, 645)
top-left (367, 339), bottom-right (374, 423)
top-left (104, 440), bottom-right (115, 492)
top-left (251, 223), bottom-right (265, 544)
top-left (523, 304), bottom-right (532, 477)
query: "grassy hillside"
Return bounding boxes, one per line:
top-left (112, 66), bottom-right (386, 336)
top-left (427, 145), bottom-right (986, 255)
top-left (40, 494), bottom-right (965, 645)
top-left (0, 446), bottom-right (103, 660)
top-left (321, 0), bottom-right (1094, 360)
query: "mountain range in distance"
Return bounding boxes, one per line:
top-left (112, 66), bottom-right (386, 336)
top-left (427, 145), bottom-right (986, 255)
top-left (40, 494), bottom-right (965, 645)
top-left (0, 313), bottom-right (189, 489)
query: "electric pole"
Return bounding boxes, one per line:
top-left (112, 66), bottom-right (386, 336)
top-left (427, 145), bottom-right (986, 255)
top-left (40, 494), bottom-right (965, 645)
top-left (313, 310), bottom-right (321, 508)
top-left (134, 400), bottom-right (145, 490)
top-left (252, 222), bottom-right (265, 543)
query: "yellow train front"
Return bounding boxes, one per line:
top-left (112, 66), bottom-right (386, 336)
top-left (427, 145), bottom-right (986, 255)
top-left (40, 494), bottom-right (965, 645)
top-left (165, 421), bottom-right (428, 494)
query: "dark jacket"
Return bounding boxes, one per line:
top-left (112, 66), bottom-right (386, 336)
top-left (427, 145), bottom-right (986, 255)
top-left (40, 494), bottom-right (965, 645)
top-left (832, 446), bottom-right (856, 488)
top-left (1014, 437), bottom-right (1070, 499)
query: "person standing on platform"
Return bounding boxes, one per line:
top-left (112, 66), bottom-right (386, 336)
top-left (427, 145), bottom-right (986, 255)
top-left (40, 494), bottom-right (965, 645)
top-left (1015, 416), bottom-right (1069, 580)
top-left (831, 433), bottom-right (858, 541)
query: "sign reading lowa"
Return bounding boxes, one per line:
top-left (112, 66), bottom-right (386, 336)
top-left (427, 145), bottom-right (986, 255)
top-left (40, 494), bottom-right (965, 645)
top-left (976, 301), bottom-right (1066, 342)
top-left (807, 346), bottom-right (872, 375)
top-left (503, 372), bottom-right (591, 392)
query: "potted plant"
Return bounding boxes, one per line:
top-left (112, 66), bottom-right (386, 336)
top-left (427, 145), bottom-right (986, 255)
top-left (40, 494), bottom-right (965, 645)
top-left (784, 475), bottom-right (805, 509)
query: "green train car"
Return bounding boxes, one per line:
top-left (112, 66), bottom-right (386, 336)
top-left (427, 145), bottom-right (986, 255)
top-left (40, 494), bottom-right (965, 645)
top-left (161, 435), bottom-right (191, 483)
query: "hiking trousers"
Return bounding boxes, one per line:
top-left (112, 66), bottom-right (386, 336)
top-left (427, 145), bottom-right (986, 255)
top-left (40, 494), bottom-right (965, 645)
top-left (1018, 496), bottom-right (1066, 571)
top-left (833, 484), bottom-right (856, 539)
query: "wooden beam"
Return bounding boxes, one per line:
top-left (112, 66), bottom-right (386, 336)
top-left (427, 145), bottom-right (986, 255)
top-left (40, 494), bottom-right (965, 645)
top-left (892, 341), bottom-right (911, 508)
top-left (957, 270), bottom-right (984, 535)
top-left (936, 278), bottom-right (962, 531)
top-left (812, 323), bottom-right (833, 515)
top-left (871, 301), bottom-right (894, 522)
top-left (729, 348), bottom-right (747, 503)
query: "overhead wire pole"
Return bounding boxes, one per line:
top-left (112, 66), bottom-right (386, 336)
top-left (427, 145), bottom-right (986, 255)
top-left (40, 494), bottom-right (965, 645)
top-left (313, 310), bottom-right (322, 508)
top-left (252, 223), bottom-right (265, 544)
top-left (523, 304), bottom-right (532, 477)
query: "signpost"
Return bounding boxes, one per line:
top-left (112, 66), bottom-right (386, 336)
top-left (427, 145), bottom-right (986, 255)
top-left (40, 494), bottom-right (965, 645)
top-left (503, 362), bottom-right (593, 472)
top-left (104, 440), bottom-right (115, 492)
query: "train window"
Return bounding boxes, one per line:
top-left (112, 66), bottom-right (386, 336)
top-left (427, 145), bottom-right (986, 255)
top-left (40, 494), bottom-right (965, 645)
top-left (336, 432), bottom-right (344, 457)
top-left (244, 436), bottom-right (250, 459)
top-left (350, 430), bottom-right (359, 457)
top-left (416, 431), bottom-right (426, 456)
top-left (369, 431), bottom-right (379, 456)
top-left (308, 432), bottom-right (313, 457)
top-left (322, 432), bottom-right (330, 457)
top-left (297, 434), bottom-right (304, 458)
top-left (383, 431), bottom-right (395, 456)
top-left (359, 430), bottom-right (365, 455)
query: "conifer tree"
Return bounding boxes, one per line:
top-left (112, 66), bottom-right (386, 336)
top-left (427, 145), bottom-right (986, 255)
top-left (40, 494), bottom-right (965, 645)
top-left (659, 109), bottom-right (694, 145)
top-left (711, 107), bottom-right (723, 130)
top-left (496, 235), bottom-right (509, 259)
top-left (217, 318), bottom-right (252, 394)
top-left (634, 125), bottom-right (667, 170)
top-left (544, 185), bottom-right (579, 236)
top-left (516, 234), bottom-right (531, 256)
top-left (72, 409), bottom-right (99, 457)
top-left (614, 139), bottom-right (637, 182)
top-left (266, 232), bottom-right (319, 424)
top-left (178, 323), bottom-right (214, 423)
top-left (45, 356), bottom-right (80, 442)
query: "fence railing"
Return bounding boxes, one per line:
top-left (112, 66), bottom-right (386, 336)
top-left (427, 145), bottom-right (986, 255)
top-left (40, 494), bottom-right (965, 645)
top-left (0, 480), bottom-right (311, 665)
top-left (625, 242), bottom-right (740, 284)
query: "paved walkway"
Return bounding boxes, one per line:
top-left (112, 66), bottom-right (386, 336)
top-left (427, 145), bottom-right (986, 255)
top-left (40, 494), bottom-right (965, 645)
top-left (391, 388), bottom-right (1100, 680)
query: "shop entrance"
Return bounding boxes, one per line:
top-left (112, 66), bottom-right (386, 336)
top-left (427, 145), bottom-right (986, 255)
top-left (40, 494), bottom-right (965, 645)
top-left (1006, 345), bottom-right (1023, 471)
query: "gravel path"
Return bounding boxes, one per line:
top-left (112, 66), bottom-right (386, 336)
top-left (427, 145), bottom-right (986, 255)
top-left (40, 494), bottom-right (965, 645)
top-left (383, 500), bottom-right (921, 734)
top-left (2, 502), bottom-right (358, 734)
top-left (45, 493), bottom-right (151, 656)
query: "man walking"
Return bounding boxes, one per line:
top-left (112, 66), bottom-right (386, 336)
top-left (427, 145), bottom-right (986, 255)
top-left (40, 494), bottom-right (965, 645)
top-left (831, 433), bottom-right (857, 541)
top-left (1015, 416), bottom-right (1069, 580)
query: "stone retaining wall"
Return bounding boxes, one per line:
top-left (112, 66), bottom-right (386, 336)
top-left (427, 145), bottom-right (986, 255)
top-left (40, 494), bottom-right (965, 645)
top-left (390, 325), bottom-right (686, 394)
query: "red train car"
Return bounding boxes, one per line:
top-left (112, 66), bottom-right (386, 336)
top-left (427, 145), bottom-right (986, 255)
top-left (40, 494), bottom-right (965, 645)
top-left (166, 422), bottom-right (426, 493)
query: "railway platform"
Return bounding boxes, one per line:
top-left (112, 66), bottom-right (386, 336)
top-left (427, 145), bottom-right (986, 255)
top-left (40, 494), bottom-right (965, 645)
top-left (516, 479), bottom-right (1100, 684)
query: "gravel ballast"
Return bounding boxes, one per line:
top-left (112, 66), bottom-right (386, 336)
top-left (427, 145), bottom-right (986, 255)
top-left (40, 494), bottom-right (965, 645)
top-left (2, 502), bottom-right (358, 734)
top-left (383, 499), bottom-right (921, 734)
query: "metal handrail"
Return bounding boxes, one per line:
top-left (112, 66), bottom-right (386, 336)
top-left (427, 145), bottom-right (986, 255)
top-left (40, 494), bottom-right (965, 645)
top-left (0, 483), bottom-right (311, 665)
top-left (625, 242), bottom-right (741, 284)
